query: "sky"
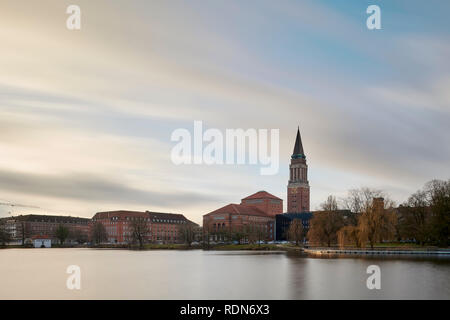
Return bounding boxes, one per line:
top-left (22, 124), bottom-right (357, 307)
top-left (0, 0), bottom-right (449, 224)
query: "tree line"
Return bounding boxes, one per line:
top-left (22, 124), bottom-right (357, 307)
top-left (202, 223), bottom-right (269, 247)
top-left (306, 179), bottom-right (449, 248)
top-left (0, 222), bottom-right (89, 246)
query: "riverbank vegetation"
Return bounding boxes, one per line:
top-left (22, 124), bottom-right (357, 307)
top-left (307, 179), bottom-right (449, 248)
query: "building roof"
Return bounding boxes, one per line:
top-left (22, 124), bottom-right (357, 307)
top-left (11, 214), bottom-right (90, 224)
top-left (92, 210), bottom-right (192, 224)
top-left (241, 190), bottom-right (282, 201)
top-left (93, 210), bottom-right (148, 220)
top-left (292, 126), bottom-right (305, 159)
top-left (146, 211), bottom-right (187, 221)
top-left (205, 203), bottom-right (270, 217)
top-left (281, 212), bottom-right (314, 220)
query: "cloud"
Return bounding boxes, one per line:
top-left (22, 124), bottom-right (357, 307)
top-left (0, 169), bottom-right (216, 208)
top-left (0, 0), bottom-right (449, 221)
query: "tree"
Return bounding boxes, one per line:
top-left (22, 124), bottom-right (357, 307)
top-left (322, 195), bottom-right (339, 211)
top-left (0, 220), bottom-right (11, 246)
top-left (357, 198), bottom-right (397, 249)
top-left (179, 222), bottom-right (196, 246)
top-left (307, 195), bottom-right (344, 247)
top-left (398, 190), bottom-right (431, 245)
top-left (287, 219), bottom-right (304, 246)
top-left (337, 225), bottom-right (362, 248)
top-left (18, 219), bottom-right (30, 246)
top-left (91, 222), bottom-right (108, 245)
top-left (55, 224), bottom-right (70, 245)
top-left (254, 224), bottom-right (267, 245)
top-left (307, 211), bottom-right (344, 247)
top-left (72, 229), bottom-right (88, 244)
top-left (245, 224), bottom-right (266, 245)
top-left (425, 179), bottom-right (450, 246)
top-left (230, 226), bottom-right (246, 245)
top-left (341, 188), bottom-right (385, 225)
top-left (129, 217), bottom-right (149, 249)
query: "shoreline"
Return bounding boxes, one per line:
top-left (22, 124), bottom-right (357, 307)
top-left (304, 248), bottom-right (450, 256)
top-left (2, 244), bottom-right (449, 256)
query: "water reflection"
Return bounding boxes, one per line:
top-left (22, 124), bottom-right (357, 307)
top-left (0, 249), bottom-right (448, 299)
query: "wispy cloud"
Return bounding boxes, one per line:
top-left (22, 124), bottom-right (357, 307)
top-left (0, 0), bottom-right (449, 222)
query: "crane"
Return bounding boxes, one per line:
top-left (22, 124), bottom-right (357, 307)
top-left (0, 201), bottom-right (40, 215)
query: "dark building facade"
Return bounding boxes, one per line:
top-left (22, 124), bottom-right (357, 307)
top-left (275, 212), bottom-right (312, 241)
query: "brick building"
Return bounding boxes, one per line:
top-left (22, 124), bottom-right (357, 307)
top-left (241, 191), bottom-right (283, 217)
top-left (203, 191), bottom-right (281, 242)
top-left (91, 210), bottom-right (197, 244)
top-left (1, 214), bottom-right (90, 245)
top-left (287, 127), bottom-right (310, 213)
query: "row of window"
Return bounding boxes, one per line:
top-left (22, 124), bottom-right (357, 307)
top-left (106, 217), bottom-right (187, 224)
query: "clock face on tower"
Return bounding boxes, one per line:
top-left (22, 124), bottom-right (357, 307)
top-left (290, 187), bottom-right (298, 194)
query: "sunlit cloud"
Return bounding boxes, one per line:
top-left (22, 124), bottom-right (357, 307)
top-left (0, 0), bottom-right (449, 223)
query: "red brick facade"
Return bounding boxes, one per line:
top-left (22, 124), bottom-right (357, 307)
top-left (241, 191), bottom-right (283, 216)
top-left (3, 214), bottom-right (90, 244)
top-left (203, 191), bottom-right (281, 242)
top-left (287, 128), bottom-right (310, 213)
top-left (91, 210), bottom-right (196, 244)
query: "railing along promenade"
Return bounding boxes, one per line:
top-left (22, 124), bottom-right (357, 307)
top-left (303, 246), bottom-right (450, 256)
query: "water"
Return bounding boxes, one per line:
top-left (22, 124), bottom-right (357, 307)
top-left (1, 249), bottom-right (449, 299)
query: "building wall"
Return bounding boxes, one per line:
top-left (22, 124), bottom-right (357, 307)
top-left (203, 212), bottom-right (275, 242)
top-left (33, 239), bottom-right (51, 248)
top-left (5, 215), bottom-right (90, 244)
top-left (240, 198), bottom-right (283, 216)
top-left (92, 211), bottom-right (194, 244)
top-left (287, 156), bottom-right (310, 213)
top-left (287, 186), bottom-right (310, 213)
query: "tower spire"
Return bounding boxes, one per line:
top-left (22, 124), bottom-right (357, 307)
top-left (292, 126), bottom-right (305, 159)
top-left (288, 125), bottom-right (310, 212)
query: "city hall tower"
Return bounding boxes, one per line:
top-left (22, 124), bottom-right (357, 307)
top-left (287, 127), bottom-right (310, 213)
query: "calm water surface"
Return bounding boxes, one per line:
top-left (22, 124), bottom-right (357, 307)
top-left (1, 249), bottom-right (449, 299)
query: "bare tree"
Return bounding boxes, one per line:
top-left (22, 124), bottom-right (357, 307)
top-left (341, 188), bottom-right (384, 214)
top-left (129, 217), bottom-right (149, 249)
top-left (18, 220), bottom-right (30, 246)
top-left (398, 190), bottom-right (431, 245)
top-left (341, 188), bottom-right (385, 225)
top-left (255, 224), bottom-right (267, 245)
top-left (72, 229), bottom-right (88, 244)
top-left (0, 220), bottom-right (11, 246)
top-left (179, 222), bottom-right (197, 246)
top-left (358, 198), bottom-right (397, 249)
top-left (91, 222), bottom-right (108, 245)
top-left (55, 224), bottom-right (70, 245)
top-left (307, 211), bottom-right (344, 247)
top-left (337, 225), bottom-right (362, 248)
top-left (425, 179), bottom-right (450, 246)
top-left (231, 226), bottom-right (246, 244)
top-left (202, 223), bottom-right (213, 248)
top-left (321, 195), bottom-right (338, 211)
top-left (287, 219), bottom-right (304, 246)
top-left (307, 195), bottom-right (345, 247)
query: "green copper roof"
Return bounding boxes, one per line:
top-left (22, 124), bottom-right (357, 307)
top-left (291, 126), bottom-right (305, 159)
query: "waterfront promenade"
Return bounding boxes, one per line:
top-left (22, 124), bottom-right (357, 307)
top-left (304, 247), bottom-right (450, 256)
